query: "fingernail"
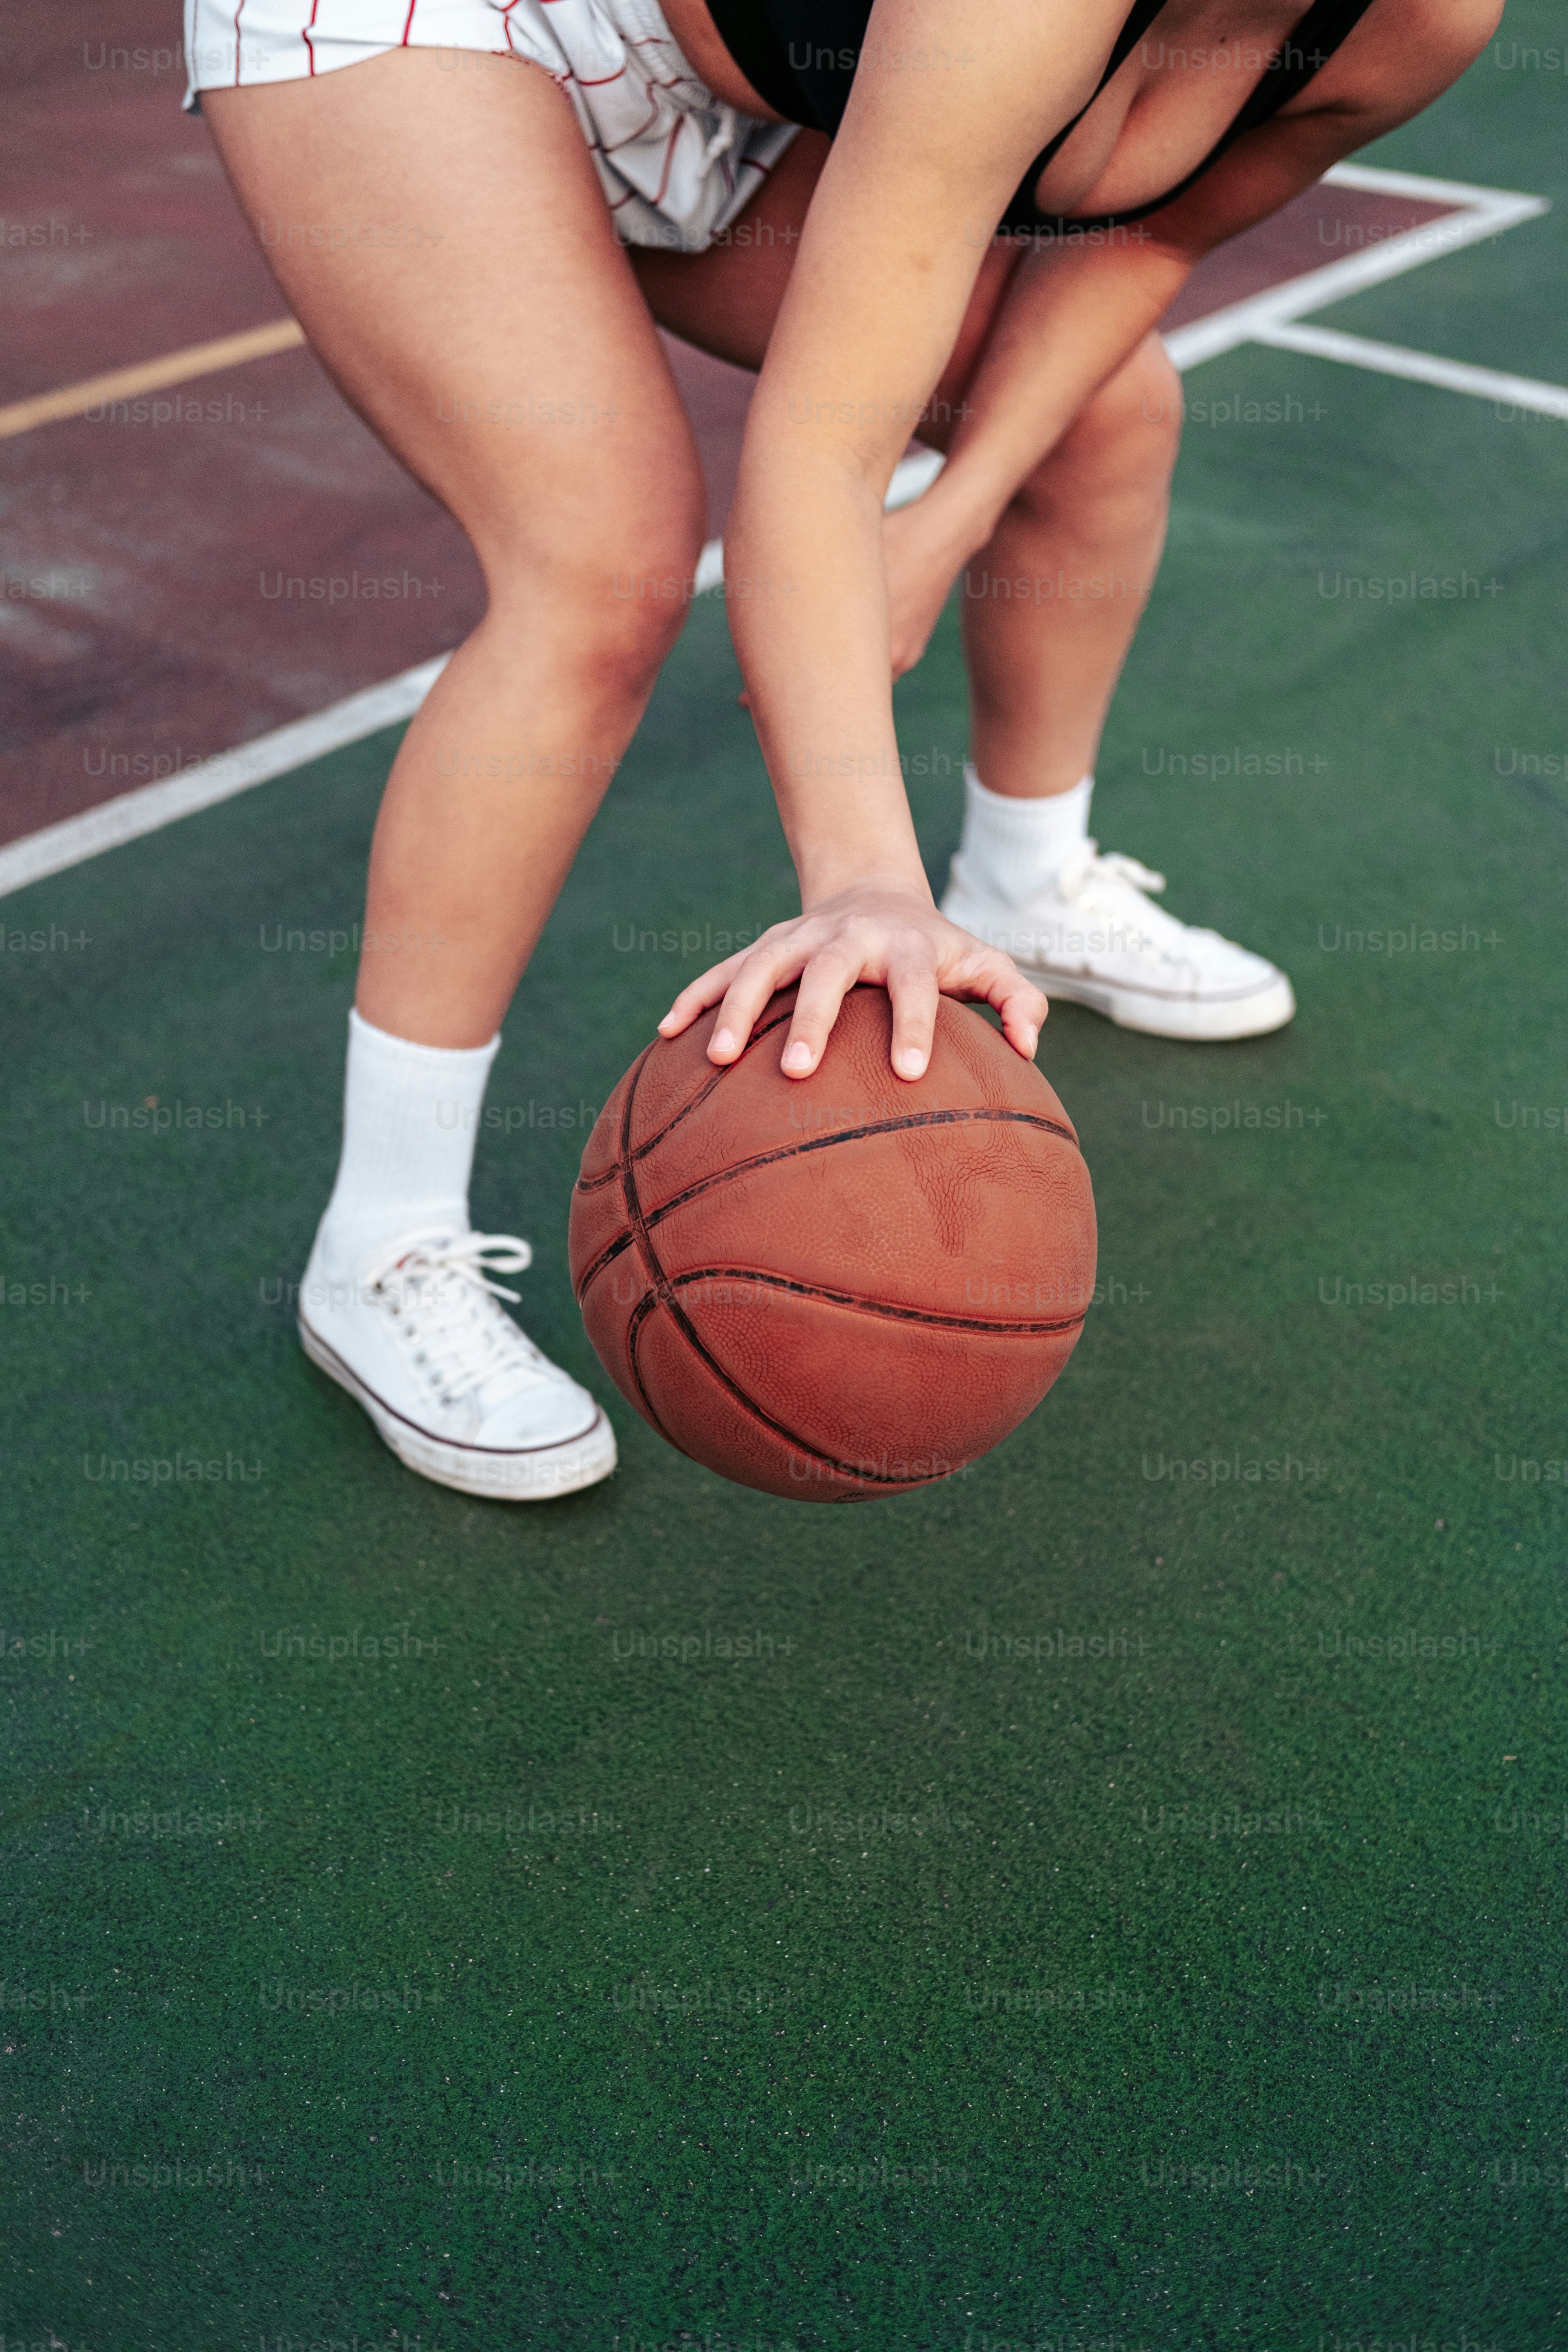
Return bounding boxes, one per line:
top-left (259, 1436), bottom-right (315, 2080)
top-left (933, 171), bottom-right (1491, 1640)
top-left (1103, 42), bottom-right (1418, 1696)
top-left (895, 1049), bottom-right (925, 1078)
top-left (657, 1014), bottom-right (677, 1032)
top-left (1022, 1024), bottom-right (1038, 1054)
top-left (710, 1028), bottom-right (736, 1058)
top-left (782, 1042), bottom-right (813, 1073)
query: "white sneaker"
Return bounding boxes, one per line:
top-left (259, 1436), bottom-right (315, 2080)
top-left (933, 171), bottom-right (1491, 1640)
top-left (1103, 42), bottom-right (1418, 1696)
top-left (297, 1223), bottom-right (616, 1501)
top-left (942, 839), bottom-right (1295, 1042)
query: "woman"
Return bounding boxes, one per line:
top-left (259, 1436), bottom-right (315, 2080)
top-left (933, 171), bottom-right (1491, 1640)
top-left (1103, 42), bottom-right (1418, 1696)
top-left (188, 0), bottom-right (1497, 1499)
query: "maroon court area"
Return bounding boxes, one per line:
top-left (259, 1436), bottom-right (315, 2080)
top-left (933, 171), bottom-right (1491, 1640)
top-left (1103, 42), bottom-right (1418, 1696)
top-left (1, 0), bottom-right (1461, 849)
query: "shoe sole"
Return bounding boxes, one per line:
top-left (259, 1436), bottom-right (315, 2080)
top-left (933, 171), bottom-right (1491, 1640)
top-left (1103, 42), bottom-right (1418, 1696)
top-left (298, 1315), bottom-right (617, 1501)
top-left (942, 893), bottom-right (1297, 1042)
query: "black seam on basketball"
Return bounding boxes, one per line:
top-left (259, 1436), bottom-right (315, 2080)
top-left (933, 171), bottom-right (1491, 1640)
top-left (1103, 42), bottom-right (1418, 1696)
top-left (618, 1003), bottom-right (796, 1170)
top-left (574, 1005), bottom-right (798, 1195)
top-left (571, 1104), bottom-right (1078, 1302)
top-left (635, 1108), bottom-right (1077, 1232)
top-left (662, 1266), bottom-right (1088, 1338)
top-left (624, 1286), bottom-right (690, 1457)
top-left (611, 1048), bottom-right (640, 1297)
top-left (617, 1047), bottom-right (681, 1439)
top-left (573, 1038), bottom-right (658, 1198)
top-left (614, 1061), bottom-right (697, 1459)
top-left (574, 1227), bottom-right (637, 1305)
top-left (614, 1061), bottom-right (930, 1489)
top-left (571, 1041), bottom-right (657, 1309)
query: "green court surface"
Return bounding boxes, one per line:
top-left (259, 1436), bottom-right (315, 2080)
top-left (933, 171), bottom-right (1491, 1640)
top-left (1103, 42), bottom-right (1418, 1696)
top-left (4, 51), bottom-right (1568, 2352)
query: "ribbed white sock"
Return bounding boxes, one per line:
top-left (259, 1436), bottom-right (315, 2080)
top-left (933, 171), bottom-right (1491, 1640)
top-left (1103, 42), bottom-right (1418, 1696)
top-left (958, 762), bottom-right (1093, 903)
top-left (315, 1008), bottom-right (501, 1270)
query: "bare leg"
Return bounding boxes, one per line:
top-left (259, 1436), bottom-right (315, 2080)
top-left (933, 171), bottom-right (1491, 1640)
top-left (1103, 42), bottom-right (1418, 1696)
top-left (204, 50), bottom-right (707, 1047)
top-left (958, 334), bottom-right (1184, 799)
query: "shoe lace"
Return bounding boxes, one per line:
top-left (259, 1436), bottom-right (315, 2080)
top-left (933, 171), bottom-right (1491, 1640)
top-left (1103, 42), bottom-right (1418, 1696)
top-left (1052, 840), bottom-right (1237, 968)
top-left (1050, 838), bottom-right (1255, 971)
top-left (1056, 840), bottom-right (1168, 903)
top-left (360, 1230), bottom-right (547, 1409)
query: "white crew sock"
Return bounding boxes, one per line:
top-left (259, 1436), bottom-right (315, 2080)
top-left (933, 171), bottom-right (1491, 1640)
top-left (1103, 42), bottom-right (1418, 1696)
top-left (315, 1007), bottom-right (501, 1271)
top-left (958, 761), bottom-right (1093, 903)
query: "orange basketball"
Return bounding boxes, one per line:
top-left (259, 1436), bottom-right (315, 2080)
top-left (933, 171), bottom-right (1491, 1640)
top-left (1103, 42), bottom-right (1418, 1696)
top-left (569, 986), bottom-right (1096, 1502)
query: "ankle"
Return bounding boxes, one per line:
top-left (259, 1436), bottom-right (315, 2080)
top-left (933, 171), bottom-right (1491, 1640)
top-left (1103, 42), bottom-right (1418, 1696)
top-left (957, 764), bottom-right (1093, 901)
top-left (314, 1009), bottom-right (501, 1273)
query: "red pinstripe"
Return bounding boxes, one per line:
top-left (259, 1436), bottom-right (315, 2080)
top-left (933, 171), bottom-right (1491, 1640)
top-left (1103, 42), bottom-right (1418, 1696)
top-left (651, 119), bottom-right (681, 209)
top-left (208, 0), bottom-right (771, 245)
top-left (603, 87), bottom-right (661, 151)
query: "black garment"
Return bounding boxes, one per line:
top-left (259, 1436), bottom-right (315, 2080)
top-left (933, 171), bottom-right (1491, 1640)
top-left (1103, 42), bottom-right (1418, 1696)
top-left (703, 0), bottom-right (1380, 233)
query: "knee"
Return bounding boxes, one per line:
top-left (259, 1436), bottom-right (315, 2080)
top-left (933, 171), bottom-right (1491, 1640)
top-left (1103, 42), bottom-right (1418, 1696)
top-left (594, 534), bottom-right (707, 683)
top-left (484, 503), bottom-right (707, 707)
top-left (1095, 334), bottom-right (1185, 453)
top-left (1024, 335), bottom-right (1183, 521)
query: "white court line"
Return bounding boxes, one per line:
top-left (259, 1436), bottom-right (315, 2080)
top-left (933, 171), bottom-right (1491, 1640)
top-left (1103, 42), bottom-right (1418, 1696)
top-left (0, 657), bottom-right (451, 900)
top-left (0, 453), bottom-right (943, 899)
top-left (1251, 321), bottom-right (1568, 417)
top-left (0, 167), bottom-right (1551, 902)
top-left (1161, 162), bottom-right (1547, 367)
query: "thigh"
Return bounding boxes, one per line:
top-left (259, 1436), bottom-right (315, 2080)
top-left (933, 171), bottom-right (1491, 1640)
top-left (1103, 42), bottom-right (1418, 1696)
top-left (203, 49), bottom-right (706, 587)
top-left (631, 132), bottom-right (1024, 450)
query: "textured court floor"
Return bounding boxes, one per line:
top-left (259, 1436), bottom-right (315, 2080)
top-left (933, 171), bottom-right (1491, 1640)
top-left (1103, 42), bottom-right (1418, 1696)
top-left (3, 5), bottom-right (1567, 2345)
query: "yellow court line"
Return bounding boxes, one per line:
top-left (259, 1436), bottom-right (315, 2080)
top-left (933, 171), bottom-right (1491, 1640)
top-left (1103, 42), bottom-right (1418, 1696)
top-left (0, 318), bottom-right (306, 441)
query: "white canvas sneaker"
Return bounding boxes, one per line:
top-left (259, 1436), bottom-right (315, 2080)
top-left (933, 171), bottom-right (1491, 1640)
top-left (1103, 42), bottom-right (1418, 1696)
top-left (297, 1224), bottom-right (616, 1501)
top-left (942, 838), bottom-right (1295, 1042)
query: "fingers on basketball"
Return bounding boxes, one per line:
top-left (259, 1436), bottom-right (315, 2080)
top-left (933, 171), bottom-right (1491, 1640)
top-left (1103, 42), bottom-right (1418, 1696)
top-left (663, 931), bottom-right (1043, 1073)
top-left (947, 939), bottom-right (1047, 1059)
top-left (884, 954), bottom-right (942, 1079)
top-left (658, 944), bottom-right (763, 1039)
top-left (989, 968), bottom-right (1048, 1058)
top-left (711, 940), bottom-right (813, 1064)
top-left (780, 945), bottom-right (862, 1077)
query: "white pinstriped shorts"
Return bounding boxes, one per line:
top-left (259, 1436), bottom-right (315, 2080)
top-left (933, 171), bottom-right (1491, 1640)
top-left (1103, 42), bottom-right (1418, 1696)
top-left (182, 0), bottom-right (797, 251)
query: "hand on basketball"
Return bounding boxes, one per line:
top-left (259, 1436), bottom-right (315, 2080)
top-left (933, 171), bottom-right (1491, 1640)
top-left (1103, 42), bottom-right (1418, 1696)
top-left (657, 881), bottom-right (1047, 1081)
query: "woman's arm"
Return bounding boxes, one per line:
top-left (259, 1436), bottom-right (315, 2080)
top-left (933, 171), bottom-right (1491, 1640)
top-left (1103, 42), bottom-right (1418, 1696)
top-left (726, 0), bottom-right (1133, 792)
top-left (660, 0), bottom-right (1128, 1080)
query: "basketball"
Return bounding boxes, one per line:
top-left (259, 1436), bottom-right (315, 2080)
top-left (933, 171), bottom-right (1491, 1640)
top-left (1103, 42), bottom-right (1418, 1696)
top-left (569, 986), bottom-right (1097, 1501)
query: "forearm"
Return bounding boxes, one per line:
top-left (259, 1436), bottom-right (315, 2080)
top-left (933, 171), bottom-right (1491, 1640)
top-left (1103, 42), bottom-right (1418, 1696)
top-left (723, 142), bottom-right (979, 908)
top-left (727, 450), bottom-right (926, 905)
top-left (723, 236), bottom-right (1193, 901)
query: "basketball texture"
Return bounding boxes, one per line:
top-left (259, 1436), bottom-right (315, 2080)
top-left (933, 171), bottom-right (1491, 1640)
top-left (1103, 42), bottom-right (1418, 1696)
top-left (569, 986), bottom-right (1097, 1502)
